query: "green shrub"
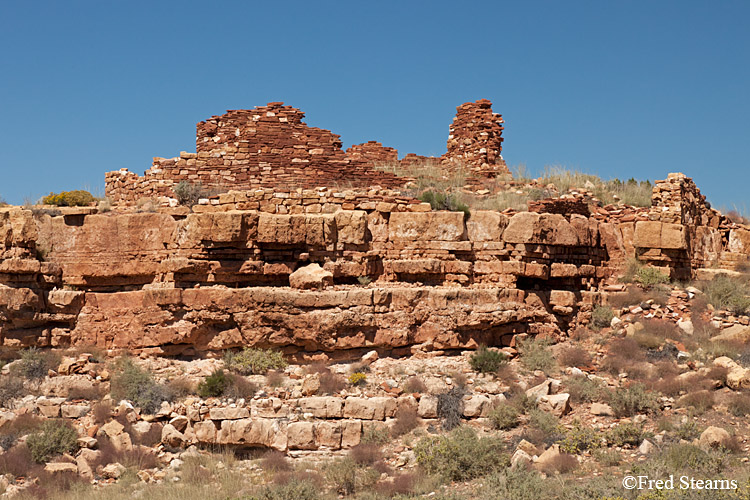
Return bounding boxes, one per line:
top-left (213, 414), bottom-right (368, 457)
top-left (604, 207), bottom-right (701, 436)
top-left (26, 420), bottom-right (79, 463)
top-left (636, 267), bottom-right (670, 288)
top-left (564, 375), bottom-right (605, 403)
top-left (224, 347), bottom-right (287, 375)
top-left (16, 347), bottom-right (60, 381)
top-left (518, 337), bottom-right (555, 373)
top-left (256, 479), bottom-right (321, 500)
top-left (675, 420), bottom-right (702, 441)
top-left (523, 409), bottom-right (562, 446)
top-left (479, 468), bottom-right (547, 500)
top-left (606, 422), bottom-right (647, 447)
top-left (437, 386), bottom-right (465, 431)
top-left (701, 275), bottom-right (750, 315)
top-left (469, 346), bottom-right (507, 374)
top-left (110, 359), bottom-right (173, 414)
top-left (197, 369), bottom-right (230, 398)
top-left (488, 404), bottom-right (520, 430)
top-left (414, 426), bottom-right (508, 481)
top-left (361, 425), bottom-right (390, 445)
top-left (593, 449), bottom-right (621, 466)
top-left (634, 443), bottom-right (726, 476)
top-left (42, 190), bottom-right (95, 207)
top-left (173, 181), bottom-right (206, 207)
top-left (591, 306), bottom-right (615, 330)
top-left (357, 276), bottom-right (372, 286)
top-left (0, 376), bottom-right (25, 408)
top-left (419, 190), bottom-right (470, 215)
top-left (607, 383), bottom-right (659, 417)
top-left (728, 392), bottom-right (750, 417)
top-left (324, 457), bottom-right (357, 496)
top-left (558, 420), bottom-right (600, 453)
top-left (322, 457), bottom-right (378, 496)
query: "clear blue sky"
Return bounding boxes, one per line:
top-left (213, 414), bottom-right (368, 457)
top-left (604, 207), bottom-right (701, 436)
top-left (1, 1), bottom-right (748, 211)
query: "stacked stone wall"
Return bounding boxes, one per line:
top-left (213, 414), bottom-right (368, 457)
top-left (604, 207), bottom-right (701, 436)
top-left (106, 103), bottom-right (406, 205)
top-left (443, 98), bottom-right (508, 177)
top-left (345, 141), bottom-right (398, 165)
top-left (105, 99), bottom-right (517, 205)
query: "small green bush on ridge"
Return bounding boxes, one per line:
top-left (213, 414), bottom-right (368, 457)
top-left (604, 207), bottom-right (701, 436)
top-left (26, 420), bottom-right (79, 463)
top-left (469, 346), bottom-right (507, 374)
top-left (414, 426), bottom-right (508, 481)
top-left (224, 347), bottom-right (287, 375)
top-left (110, 359), bottom-right (173, 414)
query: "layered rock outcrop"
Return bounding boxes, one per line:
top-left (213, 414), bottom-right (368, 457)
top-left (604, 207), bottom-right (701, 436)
top-left (4, 171), bottom-right (749, 355)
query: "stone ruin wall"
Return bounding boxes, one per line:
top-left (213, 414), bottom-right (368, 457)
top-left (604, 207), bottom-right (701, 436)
top-left (105, 103), bottom-right (407, 205)
top-left (105, 99), bottom-right (510, 205)
top-left (636, 172), bottom-right (747, 277)
top-left (444, 98), bottom-right (509, 178)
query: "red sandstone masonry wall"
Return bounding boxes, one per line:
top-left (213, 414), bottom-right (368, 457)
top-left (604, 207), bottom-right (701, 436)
top-left (443, 99), bottom-right (508, 177)
top-left (345, 141), bottom-right (398, 165)
top-left (105, 103), bottom-right (406, 205)
top-left (105, 99), bottom-right (516, 205)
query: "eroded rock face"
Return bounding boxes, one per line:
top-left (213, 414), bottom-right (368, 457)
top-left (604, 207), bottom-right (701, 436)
top-left (2, 170), bottom-right (748, 353)
top-left (68, 287), bottom-right (555, 355)
top-left (1, 202), bottom-right (609, 352)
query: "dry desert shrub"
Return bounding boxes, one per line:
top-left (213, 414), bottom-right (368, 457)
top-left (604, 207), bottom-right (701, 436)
top-left (700, 274), bottom-right (750, 315)
top-left (402, 375), bottom-right (427, 394)
top-left (306, 364), bottom-right (345, 395)
top-left (488, 403), bottom-right (520, 430)
top-left (437, 386), bottom-right (465, 431)
top-left (167, 376), bottom-right (196, 398)
top-left (609, 286), bottom-right (648, 308)
top-left (265, 370), bottom-right (285, 388)
top-left (518, 337), bottom-right (555, 373)
top-left (678, 389), bottom-right (715, 415)
top-left (91, 401), bottom-right (113, 424)
top-left (0, 443), bottom-right (38, 477)
top-left (728, 392), bottom-right (750, 417)
top-left (0, 376), bottom-right (26, 408)
top-left (391, 405), bottom-right (420, 436)
top-left (538, 452), bottom-right (579, 474)
top-left (607, 383), bottom-right (659, 417)
top-left (349, 443), bottom-right (382, 466)
top-left (374, 473), bottom-right (416, 498)
top-left (556, 345), bottom-right (592, 368)
top-left (564, 375), bottom-right (605, 403)
top-left (261, 449), bottom-right (292, 473)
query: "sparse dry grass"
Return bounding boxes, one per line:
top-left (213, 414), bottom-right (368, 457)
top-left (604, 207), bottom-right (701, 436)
top-left (370, 161), bottom-right (653, 213)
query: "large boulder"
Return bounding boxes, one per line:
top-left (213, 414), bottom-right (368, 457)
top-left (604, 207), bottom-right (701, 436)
top-left (698, 426), bottom-right (731, 449)
top-left (289, 263), bottom-right (333, 290)
top-left (537, 393), bottom-right (571, 417)
top-left (713, 357), bottom-right (750, 389)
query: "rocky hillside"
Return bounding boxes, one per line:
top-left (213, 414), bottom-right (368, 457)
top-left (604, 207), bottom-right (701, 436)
top-left (1, 101), bottom-right (750, 499)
